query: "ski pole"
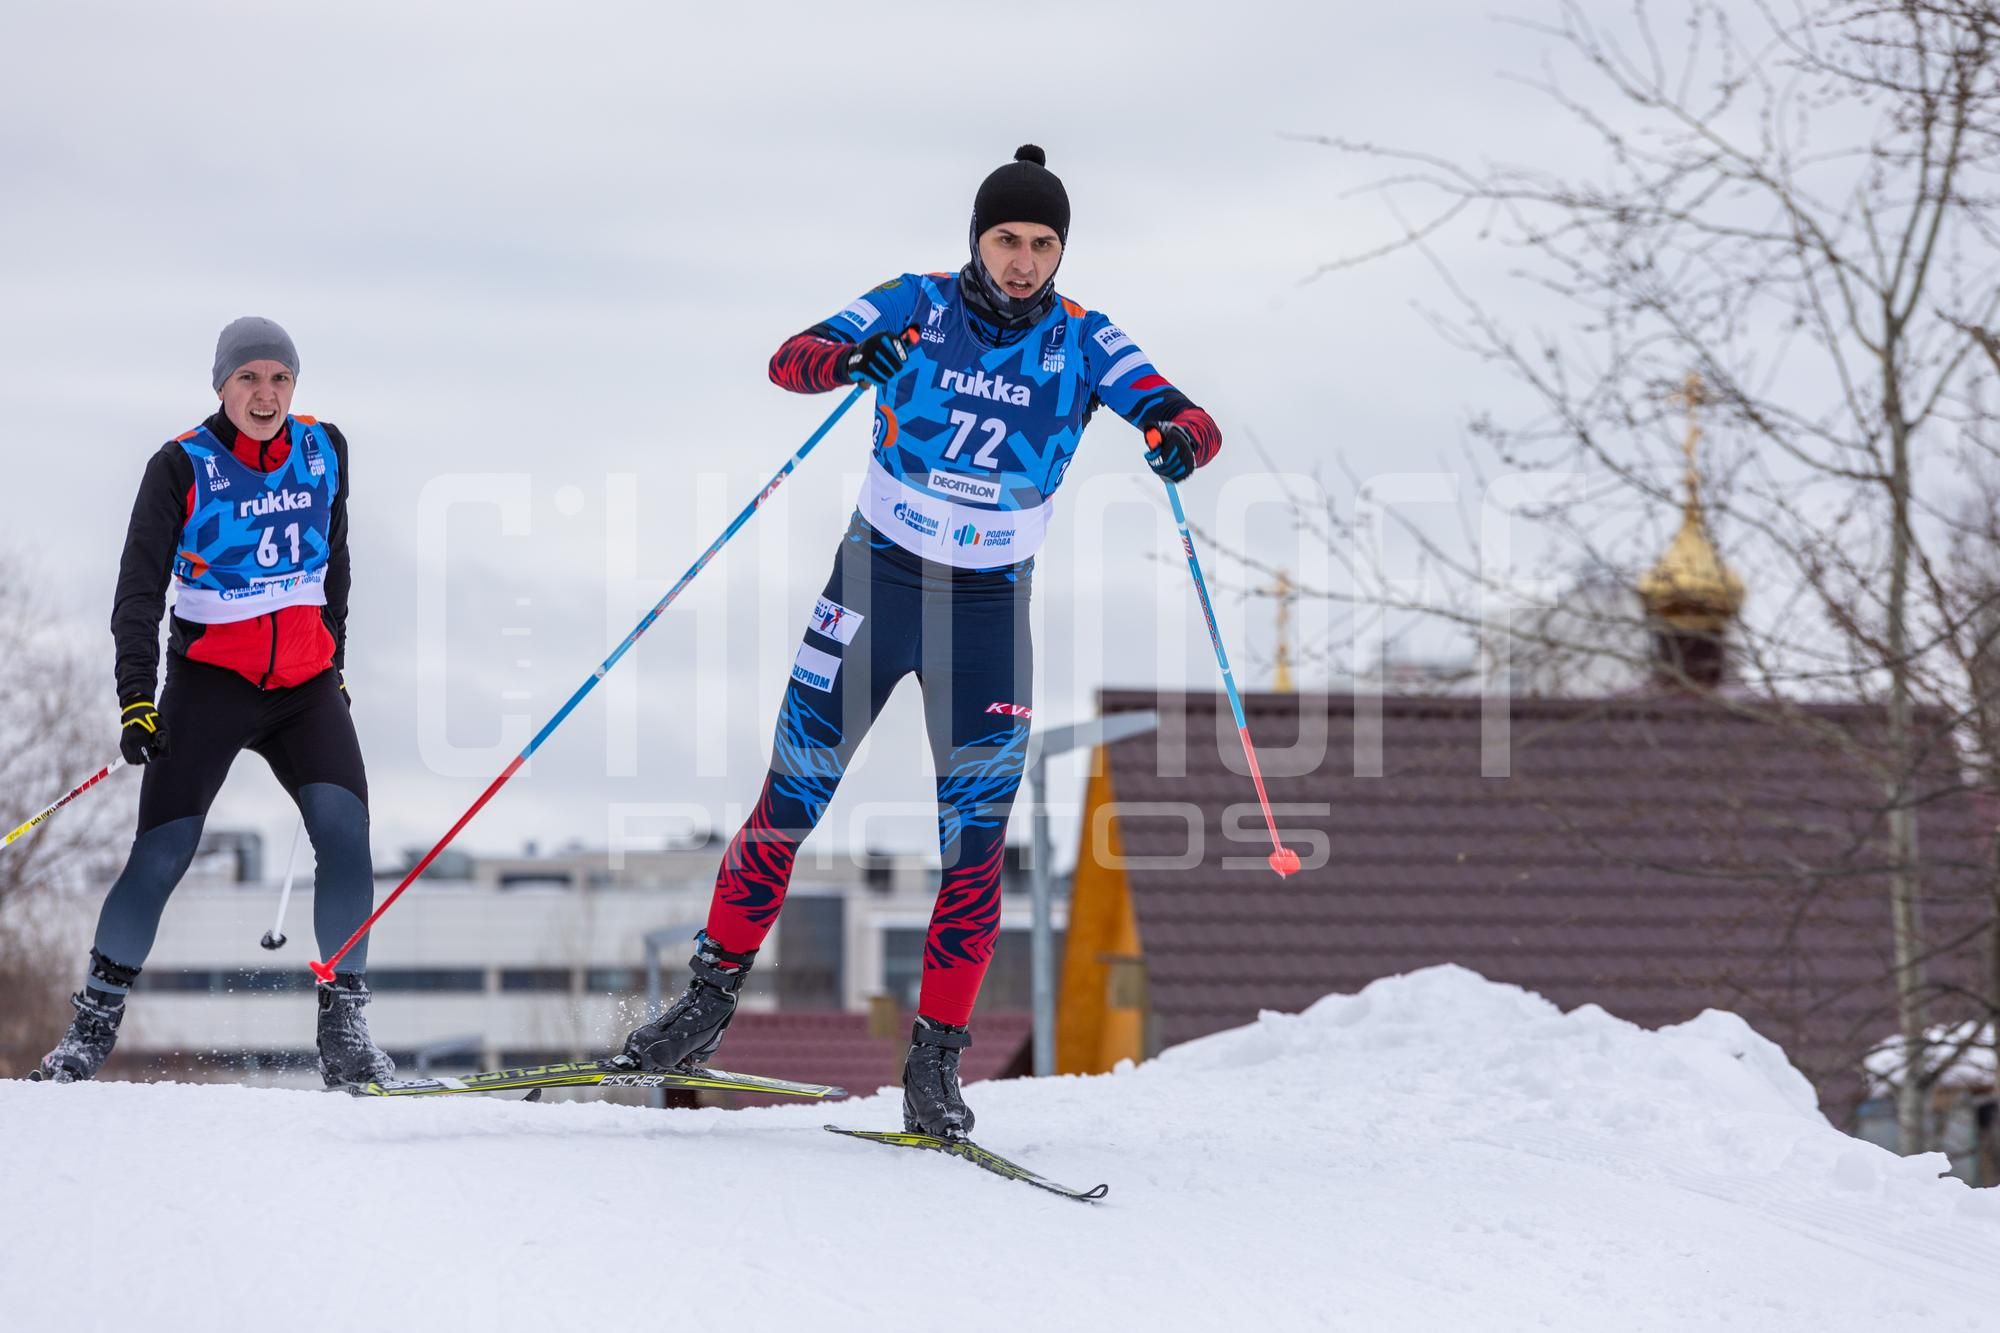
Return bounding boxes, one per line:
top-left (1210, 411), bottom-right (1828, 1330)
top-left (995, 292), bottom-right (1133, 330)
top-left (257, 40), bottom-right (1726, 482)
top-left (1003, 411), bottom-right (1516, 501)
top-left (311, 381), bottom-right (875, 982)
top-left (261, 814), bottom-right (306, 950)
top-left (2, 756), bottom-right (123, 852)
top-left (1147, 429), bottom-right (1300, 878)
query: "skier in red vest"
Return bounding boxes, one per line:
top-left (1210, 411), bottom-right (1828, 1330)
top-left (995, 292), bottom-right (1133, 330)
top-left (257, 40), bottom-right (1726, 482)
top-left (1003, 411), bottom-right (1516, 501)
top-left (36, 317), bottom-right (391, 1087)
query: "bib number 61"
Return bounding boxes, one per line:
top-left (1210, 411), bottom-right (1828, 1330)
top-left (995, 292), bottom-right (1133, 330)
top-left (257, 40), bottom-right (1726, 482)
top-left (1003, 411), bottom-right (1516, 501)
top-left (257, 523), bottom-right (302, 568)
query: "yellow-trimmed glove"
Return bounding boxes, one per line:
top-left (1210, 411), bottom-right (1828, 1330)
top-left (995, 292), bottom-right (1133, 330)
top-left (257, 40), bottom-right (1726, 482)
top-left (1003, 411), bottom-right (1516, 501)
top-left (119, 699), bottom-right (169, 766)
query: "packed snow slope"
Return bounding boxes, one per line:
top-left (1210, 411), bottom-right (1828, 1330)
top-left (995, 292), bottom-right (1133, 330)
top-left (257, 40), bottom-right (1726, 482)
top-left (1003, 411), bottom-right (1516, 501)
top-left (5, 966), bottom-right (1998, 1333)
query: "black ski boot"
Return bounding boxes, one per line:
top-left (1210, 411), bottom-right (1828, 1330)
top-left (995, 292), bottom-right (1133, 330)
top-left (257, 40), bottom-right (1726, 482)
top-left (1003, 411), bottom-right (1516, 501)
top-left (902, 1016), bottom-right (974, 1138)
top-left (316, 974), bottom-right (396, 1087)
top-left (33, 987), bottom-right (128, 1083)
top-left (31, 949), bottom-right (141, 1083)
top-left (621, 934), bottom-right (756, 1071)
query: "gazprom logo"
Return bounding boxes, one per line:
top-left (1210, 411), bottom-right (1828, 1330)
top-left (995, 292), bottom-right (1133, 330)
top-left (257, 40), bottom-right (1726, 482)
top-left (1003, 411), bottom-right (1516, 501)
top-left (219, 574), bottom-right (304, 601)
top-left (893, 502), bottom-right (941, 537)
top-left (791, 643), bottom-right (841, 693)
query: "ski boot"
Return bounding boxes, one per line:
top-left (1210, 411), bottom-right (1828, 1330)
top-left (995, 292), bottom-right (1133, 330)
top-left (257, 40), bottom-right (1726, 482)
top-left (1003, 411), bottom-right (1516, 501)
top-left (902, 1016), bottom-right (975, 1138)
top-left (33, 990), bottom-right (128, 1083)
top-left (316, 973), bottom-right (396, 1087)
top-left (621, 933), bottom-right (757, 1071)
top-left (31, 949), bottom-right (141, 1083)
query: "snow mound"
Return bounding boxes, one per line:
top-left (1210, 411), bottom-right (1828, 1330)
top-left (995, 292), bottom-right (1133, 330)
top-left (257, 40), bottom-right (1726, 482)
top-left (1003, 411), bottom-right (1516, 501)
top-left (1163, 962), bottom-right (1822, 1123)
top-left (3, 965), bottom-right (1996, 1333)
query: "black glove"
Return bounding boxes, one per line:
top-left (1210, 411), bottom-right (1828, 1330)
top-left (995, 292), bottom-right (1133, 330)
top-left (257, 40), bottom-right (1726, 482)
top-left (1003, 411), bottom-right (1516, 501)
top-left (339, 673), bottom-right (351, 708)
top-left (119, 699), bottom-right (169, 766)
top-left (1144, 424), bottom-right (1198, 483)
top-left (841, 329), bottom-right (910, 387)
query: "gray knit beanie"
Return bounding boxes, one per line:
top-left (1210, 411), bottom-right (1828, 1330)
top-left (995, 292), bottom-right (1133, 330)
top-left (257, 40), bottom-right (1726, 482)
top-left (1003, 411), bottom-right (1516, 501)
top-left (212, 316), bottom-right (299, 391)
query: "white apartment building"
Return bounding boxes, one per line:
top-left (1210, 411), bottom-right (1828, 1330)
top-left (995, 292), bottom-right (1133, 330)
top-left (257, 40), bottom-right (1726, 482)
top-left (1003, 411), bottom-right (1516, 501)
top-left (109, 832), bottom-right (1066, 1084)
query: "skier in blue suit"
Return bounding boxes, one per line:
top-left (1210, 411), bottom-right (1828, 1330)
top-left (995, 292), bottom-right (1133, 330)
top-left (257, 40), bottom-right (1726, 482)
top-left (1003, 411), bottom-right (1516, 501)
top-left (625, 146), bottom-right (1222, 1135)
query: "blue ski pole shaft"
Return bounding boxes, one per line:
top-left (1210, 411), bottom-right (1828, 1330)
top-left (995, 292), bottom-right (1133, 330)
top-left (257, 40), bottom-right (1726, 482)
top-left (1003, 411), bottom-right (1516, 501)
top-left (1146, 429), bottom-right (1299, 877)
top-left (312, 384), bottom-right (869, 980)
top-left (1161, 476), bottom-right (1248, 729)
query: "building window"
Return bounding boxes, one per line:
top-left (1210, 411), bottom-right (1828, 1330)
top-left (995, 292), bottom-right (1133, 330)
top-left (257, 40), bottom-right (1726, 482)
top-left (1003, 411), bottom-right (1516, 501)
top-left (229, 968), bottom-right (315, 993)
top-left (585, 968), bottom-right (644, 993)
top-left (969, 930), bottom-right (1061, 1009)
top-left (135, 967), bottom-right (496, 995)
top-left (497, 872), bottom-right (575, 890)
top-left (499, 969), bottom-right (573, 993)
top-left (775, 895), bottom-right (845, 1011)
top-left (879, 926), bottom-right (1060, 1011)
top-left (366, 969), bottom-right (486, 993)
top-left (133, 970), bottom-right (216, 993)
top-left (141, 1048), bottom-right (320, 1075)
top-left (882, 928), bottom-right (926, 1009)
top-left (134, 969), bottom-right (314, 994)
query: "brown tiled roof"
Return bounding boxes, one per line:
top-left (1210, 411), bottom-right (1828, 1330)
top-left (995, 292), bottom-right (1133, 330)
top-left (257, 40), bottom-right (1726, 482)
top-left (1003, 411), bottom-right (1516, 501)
top-left (1096, 689), bottom-right (1994, 1122)
top-left (703, 1010), bottom-right (1032, 1108)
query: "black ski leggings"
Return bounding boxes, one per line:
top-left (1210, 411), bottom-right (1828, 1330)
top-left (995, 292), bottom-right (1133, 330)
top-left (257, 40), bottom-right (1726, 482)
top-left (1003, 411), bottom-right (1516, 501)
top-left (89, 657), bottom-right (374, 986)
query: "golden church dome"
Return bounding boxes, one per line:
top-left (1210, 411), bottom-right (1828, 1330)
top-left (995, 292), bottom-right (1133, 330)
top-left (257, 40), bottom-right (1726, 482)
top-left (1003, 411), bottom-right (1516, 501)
top-left (1638, 373), bottom-right (1744, 634)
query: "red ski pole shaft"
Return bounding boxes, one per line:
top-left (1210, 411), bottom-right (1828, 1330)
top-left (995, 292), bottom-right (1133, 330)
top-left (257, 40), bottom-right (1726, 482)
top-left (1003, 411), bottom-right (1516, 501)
top-left (1146, 428), bottom-right (1299, 878)
top-left (2, 757), bottom-right (122, 852)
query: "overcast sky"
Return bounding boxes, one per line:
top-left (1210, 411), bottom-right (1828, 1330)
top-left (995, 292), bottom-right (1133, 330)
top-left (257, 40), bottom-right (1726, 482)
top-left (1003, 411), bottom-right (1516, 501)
top-left (1, 1), bottom-right (1622, 875)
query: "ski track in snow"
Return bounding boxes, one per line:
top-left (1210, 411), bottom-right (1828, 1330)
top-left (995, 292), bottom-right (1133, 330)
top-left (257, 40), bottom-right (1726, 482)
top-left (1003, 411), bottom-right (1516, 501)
top-left (4, 965), bottom-right (1998, 1333)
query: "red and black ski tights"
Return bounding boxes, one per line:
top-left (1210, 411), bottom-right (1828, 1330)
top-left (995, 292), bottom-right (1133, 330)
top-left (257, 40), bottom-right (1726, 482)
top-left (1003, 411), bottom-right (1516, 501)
top-left (703, 518), bottom-right (1031, 1027)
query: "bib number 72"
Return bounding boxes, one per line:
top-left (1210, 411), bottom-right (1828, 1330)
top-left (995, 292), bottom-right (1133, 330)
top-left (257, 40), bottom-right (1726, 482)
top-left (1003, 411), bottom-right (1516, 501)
top-left (942, 410), bottom-right (1007, 468)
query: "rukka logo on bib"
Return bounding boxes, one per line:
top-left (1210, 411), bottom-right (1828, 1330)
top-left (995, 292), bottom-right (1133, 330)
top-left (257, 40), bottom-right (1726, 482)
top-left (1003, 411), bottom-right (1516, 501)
top-left (237, 489), bottom-right (314, 520)
top-left (938, 367), bottom-right (1031, 406)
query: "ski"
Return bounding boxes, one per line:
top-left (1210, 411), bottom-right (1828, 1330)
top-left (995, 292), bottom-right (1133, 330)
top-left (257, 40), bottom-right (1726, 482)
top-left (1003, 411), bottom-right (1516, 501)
top-left (824, 1126), bottom-right (1108, 1202)
top-left (348, 1057), bottom-right (845, 1101)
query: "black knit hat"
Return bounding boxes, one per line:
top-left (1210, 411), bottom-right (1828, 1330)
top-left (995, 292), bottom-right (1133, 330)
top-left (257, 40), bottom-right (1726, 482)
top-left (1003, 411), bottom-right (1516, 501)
top-left (971, 144), bottom-right (1069, 244)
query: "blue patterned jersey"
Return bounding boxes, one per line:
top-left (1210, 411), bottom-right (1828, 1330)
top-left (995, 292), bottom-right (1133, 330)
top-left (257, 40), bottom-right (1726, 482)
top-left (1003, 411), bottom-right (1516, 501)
top-left (172, 417), bottom-right (339, 624)
top-left (824, 271), bottom-right (1181, 567)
